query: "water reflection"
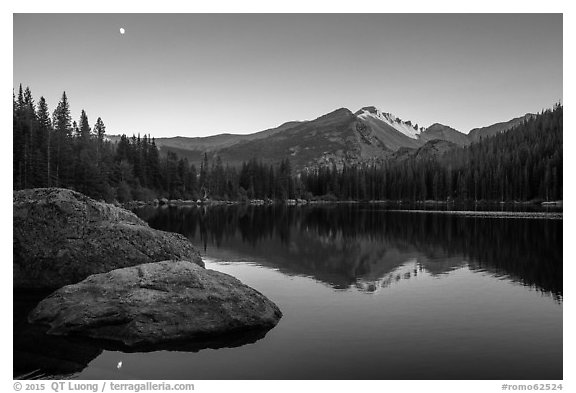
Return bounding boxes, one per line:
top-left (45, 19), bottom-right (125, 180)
top-left (13, 290), bottom-right (273, 379)
top-left (136, 205), bottom-right (562, 301)
top-left (13, 291), bottom-right (103, 379)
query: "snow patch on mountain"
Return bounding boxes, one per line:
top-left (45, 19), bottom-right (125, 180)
top-left (355, 106), bottom-right (421, 139)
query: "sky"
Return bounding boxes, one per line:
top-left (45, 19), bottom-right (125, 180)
top-left (13, 14), bottom-right (562, 137)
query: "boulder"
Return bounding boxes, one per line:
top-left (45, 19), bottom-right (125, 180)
top-left (13, 188), bottom-right (204, 289)
top-left (28, 260), bottom-right (282, 347)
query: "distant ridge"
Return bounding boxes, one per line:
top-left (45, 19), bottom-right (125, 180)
top-left (468, 114), bottom-right (535, 143)
top-left (420, 123), bottom-right (469, 146)
top-left (106, 107), bottom-right (536, 169)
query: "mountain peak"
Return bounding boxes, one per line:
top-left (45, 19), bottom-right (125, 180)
top-left (355, 106), bottom-right (420, 139)
top-left (330, 107), bottom-right (354, 116)
top-left (427, 123), bottom-right (450, 130)
top-left (355, 106), bottom-right (378, 115)
top-left (355, 106), bottom-right (397, 121)
top-left (421, 123), bottom-right (469, 146)
top-left (313, 107), bottom-right (355, 122)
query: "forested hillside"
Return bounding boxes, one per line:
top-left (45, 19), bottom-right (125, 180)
top-left (302, 104), bottom-right (562, 202)
top-left (13, 85), bottom-right (562, 203)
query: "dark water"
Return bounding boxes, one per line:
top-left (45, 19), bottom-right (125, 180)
top-left (14, 204), bottom-right (562, 380)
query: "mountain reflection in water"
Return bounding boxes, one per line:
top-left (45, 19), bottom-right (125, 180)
top-left (15, 204), bottom-right (561, 380)
top-left (136, 204), bottom-right (562, 301)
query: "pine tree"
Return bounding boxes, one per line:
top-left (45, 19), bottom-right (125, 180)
top-left (79, 110), bottom-right (91, 142)
top-left (199, 152), bottom-right (209, 198)
top-left (52, 91), bottom-right (72, 185)
top-left (93, 117), bottom-right (106, 168)
top-left (36, 97), bottom-right (52, 187)
top-left (18, 86), bottom-right (38, 188)
top-left (13, 86), bottom-right (24, 188)
top-left (94, 117), bottom-right (106, 140)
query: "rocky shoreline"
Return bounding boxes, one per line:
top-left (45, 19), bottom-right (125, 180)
top-left (121, 197), bottom-right (563, 210)
top-left (14, 188), bottom-right (282, 347)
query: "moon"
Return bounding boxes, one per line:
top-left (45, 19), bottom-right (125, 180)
top-left (120, 28), bottom-right (125, 35)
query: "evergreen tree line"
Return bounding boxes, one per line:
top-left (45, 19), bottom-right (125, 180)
top-left (13, 85), bottom-right (113, 198)
top-left (302, 104), bottom-right (562, 202)
top-left (13, 85), bottom-right (300, 202)
top-left (14, 84), bottom-right (562, 203)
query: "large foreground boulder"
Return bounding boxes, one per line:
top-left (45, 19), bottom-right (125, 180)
top-left (28, 261), bottom-right (282, 347)
top-left (14, 188), bottom-right (204, 289)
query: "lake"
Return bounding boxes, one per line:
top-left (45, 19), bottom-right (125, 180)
top-left (14, 204), bottom-right (562, 380)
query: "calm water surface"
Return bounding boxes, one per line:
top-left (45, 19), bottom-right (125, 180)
top-left (14, 204), bottom-right (562, 379)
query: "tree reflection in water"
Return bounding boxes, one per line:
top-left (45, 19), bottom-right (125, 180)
top-left (137, 204), bottom-right (562, 301)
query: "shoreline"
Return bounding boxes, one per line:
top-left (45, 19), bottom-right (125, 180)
top-left (123, 198), bottom-right (563, 211)
top-left (388, 209), bottom-right (563, 220)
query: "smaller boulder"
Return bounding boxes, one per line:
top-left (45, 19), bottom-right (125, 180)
top-left (28, 261), bottom-right (282, 347)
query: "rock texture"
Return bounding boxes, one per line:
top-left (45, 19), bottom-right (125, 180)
top-left (28, 260), bottom-right (282, 346)
top-left (14, 188), bottom-right (204, 289)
